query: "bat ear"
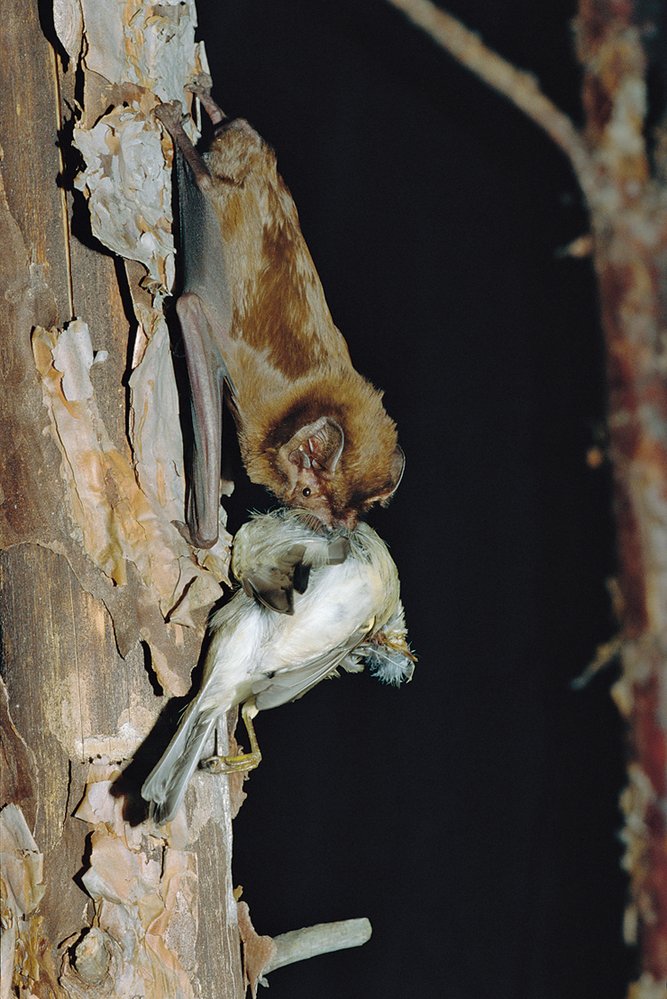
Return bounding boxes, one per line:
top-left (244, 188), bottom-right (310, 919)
top-left (388, 446), bottom-right (406, 494)
top-left (372, 446), bottom-right (406, 508)
top-left (283, 417), bottom-right (345, 475)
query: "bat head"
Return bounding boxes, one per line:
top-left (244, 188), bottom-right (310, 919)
top-left (277, 418), bottom-right (405, 528)
top-left (277, 416), bottom-right (345, 525)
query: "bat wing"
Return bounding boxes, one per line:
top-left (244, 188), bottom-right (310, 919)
top-left (250, 620), bottom-right (373, 710)
top-left (173, 135), bottom-right (233, 548)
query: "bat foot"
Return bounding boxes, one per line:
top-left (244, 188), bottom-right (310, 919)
top-left (155, 102), bottom-right (214, 190)
top-left (154, 101), bottom-right (185, 132)
top-left (186, 78), bottom-right (226, 126)
top-left (188, 72), bottom-right (214, 95)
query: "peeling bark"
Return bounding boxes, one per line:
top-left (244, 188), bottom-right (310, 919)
top-left (1, 1), bottom-right (377, 994)
top-left (0, 0), bottom-right (244, 994)
top-left (0, 806), bottom-right (48, 999)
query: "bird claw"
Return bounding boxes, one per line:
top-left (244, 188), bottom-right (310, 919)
top-left (200, 697), bottom-right (261, 775)
top-left (200, 750), bottom-right (261, 775)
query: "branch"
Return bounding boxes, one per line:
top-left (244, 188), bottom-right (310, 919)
top-left (385, 0), bottom-right (596, 199)
top-left (265, 918), bottom-right (372, 974)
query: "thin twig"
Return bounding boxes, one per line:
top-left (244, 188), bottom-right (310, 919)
top-left (385, 0), bottom-right (595, 199)
top-left (571, 633), bottom-right (623, 690)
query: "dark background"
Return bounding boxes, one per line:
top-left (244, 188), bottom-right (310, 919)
top-left (197, 3), bottom-right (634, 997)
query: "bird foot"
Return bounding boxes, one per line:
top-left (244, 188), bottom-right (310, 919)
top-left (200, 697), bottom-right (261, 775)
top-left (200, 749), bottom-right (261, 775)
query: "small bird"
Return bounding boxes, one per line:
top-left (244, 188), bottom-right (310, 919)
top-left (141, 508), bottom-right (414, 823)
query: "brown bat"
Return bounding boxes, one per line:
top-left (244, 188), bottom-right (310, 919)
top-left (157, 91), bottom-right (404, 547)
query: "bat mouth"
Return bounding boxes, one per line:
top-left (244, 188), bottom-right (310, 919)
top-left (293, 509), bottom-right (331, 535)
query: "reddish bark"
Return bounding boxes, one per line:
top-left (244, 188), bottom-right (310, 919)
top-left (577, 3), bottom-right (667, 976)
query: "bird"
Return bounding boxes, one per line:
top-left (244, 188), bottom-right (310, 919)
top-left (141, 507), bottom-right (414, 823)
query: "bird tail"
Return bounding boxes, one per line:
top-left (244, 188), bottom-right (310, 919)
top-left (141, 697), bottom-right (217, 825)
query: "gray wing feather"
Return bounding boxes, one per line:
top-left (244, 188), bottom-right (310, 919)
top-left (141, 699), bottom-right (216, 825)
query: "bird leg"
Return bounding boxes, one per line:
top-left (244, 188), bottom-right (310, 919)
top-left (200, 698), bottom-right (262, 774)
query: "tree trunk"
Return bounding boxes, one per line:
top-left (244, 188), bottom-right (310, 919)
top-left (0, 1), bottom-right (244, 995)
top-left (1, 3), bottom-right (376, 994)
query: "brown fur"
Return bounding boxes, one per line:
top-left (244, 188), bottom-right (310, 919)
top-left (204, 118), bottom-right (402, 526)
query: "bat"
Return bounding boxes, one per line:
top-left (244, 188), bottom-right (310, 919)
top-left (156, 88), bottom-right (404, 547)
top-left (141, 508), bottom-right (415, 823)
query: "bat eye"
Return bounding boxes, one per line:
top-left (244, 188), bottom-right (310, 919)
top-left (302, 487), bottom-right (311, 497)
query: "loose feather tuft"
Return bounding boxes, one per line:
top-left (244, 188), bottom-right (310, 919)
top-left (361, 602), bottom-right (416, 686)
top-left (365, 645), bottom-right (415, 686)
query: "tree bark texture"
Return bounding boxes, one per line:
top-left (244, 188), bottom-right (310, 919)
top-left (385, 0), bottom-right (667, 993)
top-left (575, 4), bottom-right (667, 988)
top-left (0, 1), bottom-right (246, 995)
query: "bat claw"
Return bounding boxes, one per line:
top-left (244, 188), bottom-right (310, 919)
top-left (186, 72), bottom-right (214, 96)
top-left (154, 101), bottom-right (185, 130)
top-left (186, 78), bottom-right (227, 126)
top-left (172, 519), bottom-right (195, 544)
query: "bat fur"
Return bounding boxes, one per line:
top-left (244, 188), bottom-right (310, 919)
top-left (159, 95), bottom-right (404, 544)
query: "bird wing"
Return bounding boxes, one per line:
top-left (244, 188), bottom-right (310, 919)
top-left (240, 543), bottom-right (308, 614)
top-left (239, 534), bottom-right (350, 614)
top-left (251, 620), bottom-right (373, 710)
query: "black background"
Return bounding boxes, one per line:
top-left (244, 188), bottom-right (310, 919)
top-left (196, 3), bottom-right (634, 997)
